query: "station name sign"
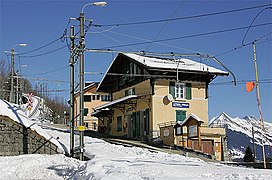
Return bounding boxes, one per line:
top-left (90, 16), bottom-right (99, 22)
top-left (172, 102), bottom-right (189, 108)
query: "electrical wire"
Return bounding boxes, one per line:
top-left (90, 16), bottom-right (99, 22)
top-left (97, 22), bottom-right (272, 49)
top-left (144, 1), bottom-right (184, 52)
top-left (92, 26), bottom-right (203, 53)
top-left (23, 65), bottom-right (69, 77)
top-left (17, 19), bottom-right (72, 56)
top-left (92, 28), bottom-right (136, 52)
top-left (215, 32), bottom-right (272, 57)
top-left (210, 79), bottom-right (272, 86)
top-left (93, 4), bottom-right (272, 27)
top-left (17, 38), bottom-right (62, 56)
top-left (19, 45), bottom-right (67, 58)
top-left (242, 7), bottom-right (272, 46)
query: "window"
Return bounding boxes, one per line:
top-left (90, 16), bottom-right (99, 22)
top-left (169, 82), bottom-right (192, 100)
top-left (85, 122), bottom-right (89, 128)
top-left (101, 95), bottom-right (111, 101)
top-left (176, 126), bottom-right (182, 135)
top-left (84, 108), bottom-right (88, 116)
top-left (96, 95), bottom-right (100, 100)
top-left (93, 122), bottom-right (97, 130)
top-left (125, 87), bottom-right (135, 96)
top-left (175, 83), bottom-right (186, 99)
top-left (117, 116), bottom-right (122, 132)
top-left (84, 95), bottom-right (92, 102)
top-left (176, 110), bottom-right (186, 122)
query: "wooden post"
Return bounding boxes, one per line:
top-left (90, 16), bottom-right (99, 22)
top-left (198, 124), bottom-right (201, 149)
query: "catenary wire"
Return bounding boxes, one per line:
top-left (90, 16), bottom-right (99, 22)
top-left (242, 7), bottom-right (272, 46)
top-left (93, 4), bottom-right (272, 27)
top-left (215, 32), bottom-right (272, 57)
top-left (97, 22), bottom-right (272, 49)
top-left (144, 1), bottom-right (184, 52)
top-left (23, 65), bottom-right (69, 77)
top-left (92, 26), bottom-right (203, 53)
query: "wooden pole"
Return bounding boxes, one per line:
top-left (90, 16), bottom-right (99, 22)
top-left (252, 42), bottom-right (266, 169)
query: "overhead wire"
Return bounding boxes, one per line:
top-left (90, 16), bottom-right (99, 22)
top-left (97, 22), bottom-right (272, 49)
top-left (19, 45), bottom-right (67, 58)
top-left (242, 7), bottom-right (272, 46)
top-left (92, 28), bottom-right (136, 52)
top-left (93, 4), bottom-right (272, 27)
top-left (215, 32), bottom-right (272, 57)
top-left (144, 1), bottom-right (184, 52)
top-left (23, 65), bottom-right (69, 77)
top-left (93, 26), bottom-right (202, 53)
top-left (210, 79), bottom-right (272, 86)
top-left (17, 19), bottom-right (72, 56)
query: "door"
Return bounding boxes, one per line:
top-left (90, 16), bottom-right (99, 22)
top-left (144, 109), bottom-right (150, 136)
top-left (127, 114), bottom-right (132, 138)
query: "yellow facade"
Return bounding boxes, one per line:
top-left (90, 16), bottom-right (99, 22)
top-left (109, 78), bottom-right (210, 138)
top-left (110, 80), bottom-right (151, 136)
top-left (74, 84), bottom-right (110, 131)
top-left (105, 78), bottom-right (226, 161)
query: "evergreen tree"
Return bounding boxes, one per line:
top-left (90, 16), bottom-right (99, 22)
top-left (243, 146), bottom-right (255, 162)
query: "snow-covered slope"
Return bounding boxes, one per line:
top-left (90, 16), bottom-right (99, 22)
top-left (209, 112), bottom-right (272, 161)
top-left (0, 99), bottom-right (65, 154)
top-left (1, 128), bottom-right (270, 180)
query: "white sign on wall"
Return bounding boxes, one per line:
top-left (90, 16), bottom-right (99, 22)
top-left (188, 125), bottom-right (197, 138)
top-left (164, 128), bottom-right (170, 137)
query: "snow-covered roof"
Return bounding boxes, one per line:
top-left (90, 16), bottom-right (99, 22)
top-left (97, 53), bottom-right (229, 92)
top-left (178, 113), bottom-right (204, 126)
top-left (0, 99), bottom-right (65, 154)
top-left (123, 53), bottom-right (228, 75)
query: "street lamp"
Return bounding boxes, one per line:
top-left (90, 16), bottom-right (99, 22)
top-left (9, 43), bottom-right (27, 103)
top-left (71, 1), bottom-right (107, 160)
top-left (81, 1), bottom-right (107, 12)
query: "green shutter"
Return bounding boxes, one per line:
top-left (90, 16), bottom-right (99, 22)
top-left (176, 110), bottom-right (186, 122)
top-left (181, 110), bottom-right (186, 121)
top-left (169, 81), bottom-right (175, 98)
top-left (84, 108), bottom-right (88, 116)
top-left (186, 83), bottom-right (192, 100)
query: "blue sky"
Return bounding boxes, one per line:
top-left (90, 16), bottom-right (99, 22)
top-left (1, 0), bottom-right (271, 122)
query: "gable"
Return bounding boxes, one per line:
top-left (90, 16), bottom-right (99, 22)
top-left (97, 53), bottom-right (229, 93)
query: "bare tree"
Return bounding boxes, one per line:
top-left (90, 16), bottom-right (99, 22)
top-left (0, 59), bottom-right (9, 100)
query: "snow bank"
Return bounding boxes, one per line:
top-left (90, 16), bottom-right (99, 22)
top-left (43, 129), bottom-right (272, 180)
top-left (0, 99), bottom-right (66, 154)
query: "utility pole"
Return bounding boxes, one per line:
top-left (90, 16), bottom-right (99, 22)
top-left (16, 71), bottom-right (19, 104)
top-left (10, 49), bottom-right (15, 103)
top-left (252, 126), bottom-right (256, 161)
top-left (252, 42), bottom-right (266, 169)
top-left (8, 43), bottom-right (27, 103)
top-left (69, 26), bottom-right (75, 157)
top-left (79, 11), bottom-right (85, 161)
top-left (70, 1), bottom-right (107, 161)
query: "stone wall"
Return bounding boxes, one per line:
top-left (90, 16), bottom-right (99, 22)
top-left (0, 115), bottom-right (62, 156)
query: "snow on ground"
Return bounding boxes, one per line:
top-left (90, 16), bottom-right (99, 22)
top-left (3, 127), bottom-right (266, 180)
top-left (1, 100), bottom-right (272, 179)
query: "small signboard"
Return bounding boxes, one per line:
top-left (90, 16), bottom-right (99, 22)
top-left (164, 128), bottom-right (169, 137)
top-left (172, 102), bottom-right (189, 108)
top-left (78, 126), bottom-right (85, 131)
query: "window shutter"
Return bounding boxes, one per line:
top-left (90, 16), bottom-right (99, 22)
top-left (186, 83), bottom-right (192, 100)
top-left (176, 110), bottom-right (186, 122)
top-left (169, 81), bottom-right (175, 98)
top-left (181, 110), bottom-right (186, 121)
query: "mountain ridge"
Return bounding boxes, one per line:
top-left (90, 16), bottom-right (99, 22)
top-left (209, 112), bottom-right (272, 161)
